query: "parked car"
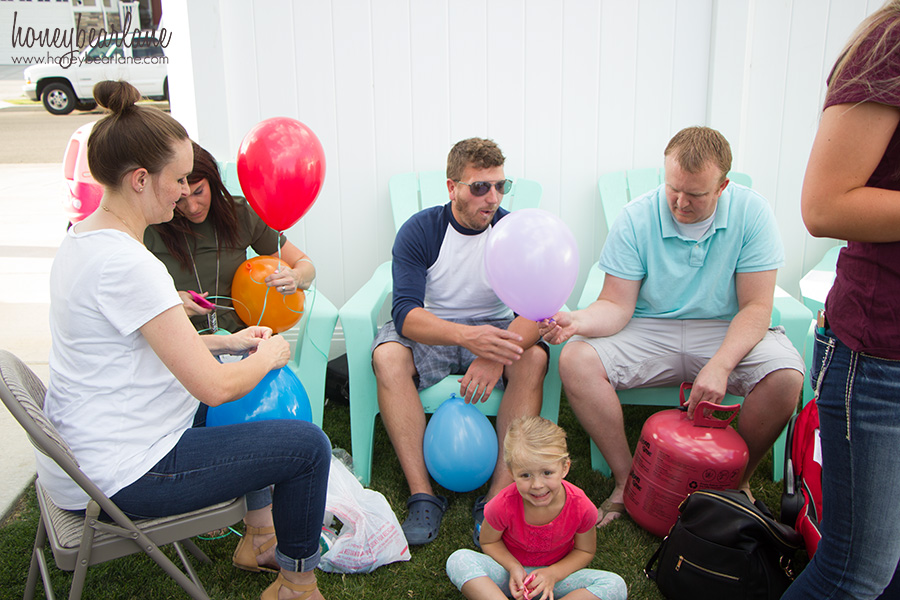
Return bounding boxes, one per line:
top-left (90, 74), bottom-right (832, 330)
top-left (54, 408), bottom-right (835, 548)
top-left (23, 32), bottom-right (168, 115)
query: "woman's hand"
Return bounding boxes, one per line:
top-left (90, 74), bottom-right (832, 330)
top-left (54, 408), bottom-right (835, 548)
top-left (264, 268), bottom-right (304, 296)
top-left (178, 290), bottom-right (212, 317)
top-left (255, 335), bottom-right (291, 370)
top-left (228, 326), bottom-right (272, 354)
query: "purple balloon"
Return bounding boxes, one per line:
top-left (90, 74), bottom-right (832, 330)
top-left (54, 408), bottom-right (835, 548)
top-left (485, 209), bottom-right (579, 321)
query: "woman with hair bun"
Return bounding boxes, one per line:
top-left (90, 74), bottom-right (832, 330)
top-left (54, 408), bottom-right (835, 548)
top-left (38, 80), bottom-right (329, 600)
top-left (144, 141), bottom-right (315, 334)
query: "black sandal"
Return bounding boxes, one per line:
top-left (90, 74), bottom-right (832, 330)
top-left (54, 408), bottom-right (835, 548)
top-left (402, 493), bottom-right (448, 545)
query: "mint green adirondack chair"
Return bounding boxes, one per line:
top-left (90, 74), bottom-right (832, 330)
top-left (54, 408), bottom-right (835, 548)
top-left (340, 171), bottom-right (563, 485)
top-left (578, 169), bottom-right (812, 481)
top-left (219, 161), bottom-right (339, 428)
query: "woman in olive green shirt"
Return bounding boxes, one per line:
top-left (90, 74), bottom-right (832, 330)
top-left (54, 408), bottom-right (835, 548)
top-left (144, 142), bottom-right (315, 333)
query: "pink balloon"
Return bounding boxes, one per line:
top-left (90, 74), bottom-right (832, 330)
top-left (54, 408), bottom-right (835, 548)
top-left (485, 209), bottom-right (579, 321)
top-left (237, 117), bottom-right (326, 231)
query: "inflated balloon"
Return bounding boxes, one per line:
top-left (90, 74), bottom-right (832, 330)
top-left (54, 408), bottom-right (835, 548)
top-left (206, 366), bottom-right (312, 427)
top-left (232, 256), bottom-right (305, 333)
top-left (237, 117), bottom-right (326, 231)
top-left (423, 394), bottom-right (498, 492)
top-left (484, 209), bottom-right (579, 322)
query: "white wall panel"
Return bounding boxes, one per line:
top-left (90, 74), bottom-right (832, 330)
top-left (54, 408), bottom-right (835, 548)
top-left (409, 1), bottom-right (451, 171)
top-left (523, 1), bottom-right (563, 208)
top-left (485, 0), bottom-right (526, 177)
top-left (633, 1), bottom-right (677, 166)
top-left (559, 0), bottom-right (601, 301)
top-left (165, 0), bottom-right (882, 313)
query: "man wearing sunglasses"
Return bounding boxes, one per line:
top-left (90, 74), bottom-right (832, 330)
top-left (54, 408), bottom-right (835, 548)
top-left (540, 126), bottom-right (804, 528)
top-left (372, 138), bottom-right (548, 547)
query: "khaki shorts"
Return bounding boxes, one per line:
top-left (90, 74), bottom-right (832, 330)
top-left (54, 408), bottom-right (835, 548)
top-left (572, 318), bottom-right (804, 397)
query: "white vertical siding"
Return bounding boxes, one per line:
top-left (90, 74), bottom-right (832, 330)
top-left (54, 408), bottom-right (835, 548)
top-left (167, 0), bottom-right (876, 311)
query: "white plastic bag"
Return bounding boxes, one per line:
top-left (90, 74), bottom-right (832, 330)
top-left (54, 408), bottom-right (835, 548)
top-left (319, 455), bottom-right (410, 573)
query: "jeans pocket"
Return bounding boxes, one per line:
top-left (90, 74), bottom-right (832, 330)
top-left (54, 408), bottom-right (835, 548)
top-left (811, 331), bottom-right (836, 397)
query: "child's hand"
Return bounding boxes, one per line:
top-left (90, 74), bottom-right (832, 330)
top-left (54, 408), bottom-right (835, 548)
top-left (523, 568), bottom-right (559, 600)
top-left (509, 566), bottom-right (529, 600)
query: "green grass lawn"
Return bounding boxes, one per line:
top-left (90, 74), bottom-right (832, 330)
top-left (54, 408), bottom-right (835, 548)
top-left (0, 399), bottom-right (800, 599)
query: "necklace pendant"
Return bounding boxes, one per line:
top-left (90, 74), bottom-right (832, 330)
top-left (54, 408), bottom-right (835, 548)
top-left (207, 311), bottom-right (219, 334)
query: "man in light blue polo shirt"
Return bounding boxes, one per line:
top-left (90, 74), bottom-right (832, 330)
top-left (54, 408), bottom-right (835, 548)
top-left (540, 126), bottom-right (804, 527)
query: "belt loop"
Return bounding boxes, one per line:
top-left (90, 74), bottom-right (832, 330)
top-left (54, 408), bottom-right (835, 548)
top-left (816, 309), bottom-right (827, 334)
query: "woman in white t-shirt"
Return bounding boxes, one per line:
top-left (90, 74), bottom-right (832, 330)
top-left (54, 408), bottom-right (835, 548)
top-left (39, 80), bottom-right (329, 600)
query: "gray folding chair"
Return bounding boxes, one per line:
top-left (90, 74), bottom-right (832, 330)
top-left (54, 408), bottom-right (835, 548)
top-left (0, 350), bottom-right (247, 600)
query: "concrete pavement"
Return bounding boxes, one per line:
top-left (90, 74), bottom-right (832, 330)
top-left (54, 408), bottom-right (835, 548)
top-left (0, 64), bottom-right (65, 520)
top-left (0, 163), bottom-right (66, 521)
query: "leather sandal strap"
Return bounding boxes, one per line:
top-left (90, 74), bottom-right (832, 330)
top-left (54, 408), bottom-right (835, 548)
top-left (245, 525), bottom-right (277, 536)
top-left (262, 573), bottom-right (318, 600)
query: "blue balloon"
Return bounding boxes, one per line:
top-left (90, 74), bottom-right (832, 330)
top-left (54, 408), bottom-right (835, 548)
top-left (423, 394), bottom-right (499, 492)
top-left (206, 366), bottom-right (312, 427)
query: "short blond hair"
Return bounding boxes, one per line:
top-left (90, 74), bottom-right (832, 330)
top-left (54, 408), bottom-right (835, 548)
top-left (503, 416), bottom-right (569, 470)
top-left (664, 126), bottom-right (732, 184)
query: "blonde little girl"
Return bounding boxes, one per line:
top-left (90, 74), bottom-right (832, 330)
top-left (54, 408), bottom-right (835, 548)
top-left (446, 416), bottom-right (627, 600)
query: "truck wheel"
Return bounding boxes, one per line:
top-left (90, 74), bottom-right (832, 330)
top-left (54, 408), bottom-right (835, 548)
top-left (42, 82), bottom-right (77, 115)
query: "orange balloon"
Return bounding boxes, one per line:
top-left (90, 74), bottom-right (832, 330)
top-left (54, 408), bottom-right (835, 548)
top-left (232, 256), bottom-right (305, 334)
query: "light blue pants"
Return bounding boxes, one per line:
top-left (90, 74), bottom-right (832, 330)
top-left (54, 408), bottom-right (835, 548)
top-left (446, 549), bottom-right (627, 600)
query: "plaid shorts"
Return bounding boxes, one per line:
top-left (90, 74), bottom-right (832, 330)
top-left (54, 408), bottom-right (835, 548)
top-left (373, 317), bottom-right (536, 391)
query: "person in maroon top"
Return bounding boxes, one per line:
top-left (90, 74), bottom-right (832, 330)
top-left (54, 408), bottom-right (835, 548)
top-left (784, 2), bottom-right (900, 598)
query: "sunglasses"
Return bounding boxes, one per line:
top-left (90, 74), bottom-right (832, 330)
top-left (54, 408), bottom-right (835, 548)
top-left (456, 179), bottom-right (513, 197)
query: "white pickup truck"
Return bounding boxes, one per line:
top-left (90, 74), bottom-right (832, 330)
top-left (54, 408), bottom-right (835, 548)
top-left (23, 32), bottom-right (168, 115)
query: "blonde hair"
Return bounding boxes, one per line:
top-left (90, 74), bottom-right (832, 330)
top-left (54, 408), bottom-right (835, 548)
top-left (503, 416), bottom-right (569, 470)
top-left (827, 0), bottom-right (900, 104)
top-left (664, 126), bottom-right (732, 184)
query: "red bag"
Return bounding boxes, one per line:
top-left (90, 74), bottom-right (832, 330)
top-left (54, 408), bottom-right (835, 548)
top-left (780, 398), bottom-right (823, 557)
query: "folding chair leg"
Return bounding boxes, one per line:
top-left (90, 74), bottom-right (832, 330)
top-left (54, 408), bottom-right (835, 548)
top-left (173, 541), bottom-right (208, 597)
top-left (69, 501), bottom-right (104, 600)
top-left (180, 537), bottom-right (212, 564)
top-left (140, 535), bottom-right (210, 600)
top-left (24, 517), bottom-right (48, 600)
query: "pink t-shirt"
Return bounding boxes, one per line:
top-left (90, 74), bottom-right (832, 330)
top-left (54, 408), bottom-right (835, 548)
top-left (823, 19), bottom-right (900, 359)
top-left (484, 480), bottom-right (598, 566)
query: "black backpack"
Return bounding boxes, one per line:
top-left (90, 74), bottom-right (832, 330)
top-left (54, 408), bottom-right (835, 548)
top-left (645, 489), bottom-right (803, 600)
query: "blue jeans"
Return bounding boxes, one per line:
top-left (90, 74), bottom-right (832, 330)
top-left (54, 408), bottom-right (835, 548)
top-left (111, 419), bottom-right (331, 572)
top-left (783, 329), bottom-right (900, 599)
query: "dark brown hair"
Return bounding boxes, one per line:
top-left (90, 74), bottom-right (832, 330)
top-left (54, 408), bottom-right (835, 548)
top-left (149, 142), bottom-right (241, 272)
top-left (446, 138), bottom-right (506, 182)
top-left (664, 126), bottom-right (732, 183)
top-left (87, 80), bottom-right (189, 187)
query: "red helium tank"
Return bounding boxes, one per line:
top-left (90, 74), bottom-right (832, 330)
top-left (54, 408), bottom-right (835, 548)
top-left (624, 383), bottom-right (749, 538)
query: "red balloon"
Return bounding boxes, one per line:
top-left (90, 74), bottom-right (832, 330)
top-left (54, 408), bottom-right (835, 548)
top-left (237, 117), bottom-right (326, 231)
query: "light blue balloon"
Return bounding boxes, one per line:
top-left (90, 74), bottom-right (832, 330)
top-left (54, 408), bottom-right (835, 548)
top-left (423, 394), bottom-right (499, 492)
top-left (207, 366), bottom-right (312, 426)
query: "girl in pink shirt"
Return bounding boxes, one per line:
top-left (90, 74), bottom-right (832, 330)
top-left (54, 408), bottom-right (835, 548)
top-left (446, 416), bottom-right (626, 600)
